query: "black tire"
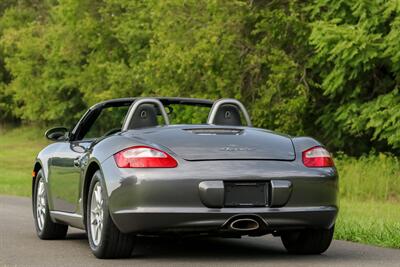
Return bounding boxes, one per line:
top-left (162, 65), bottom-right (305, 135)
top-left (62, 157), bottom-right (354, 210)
top-left (32, 169), bottom-right (68, 239)
top-left (281, 226), bottom-right (334, 254)
top-left (86, 170), bottom-right (136, 259)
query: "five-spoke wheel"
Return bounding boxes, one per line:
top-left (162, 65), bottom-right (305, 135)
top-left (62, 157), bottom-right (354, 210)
top-left (89, 182), bottom-right (104, 246)
top-left (86, 170), bottom-right (136, 258)
top-left (36, 179), bottom-right (46, 231)
top-left (33, 169), bottom-right (68, 239)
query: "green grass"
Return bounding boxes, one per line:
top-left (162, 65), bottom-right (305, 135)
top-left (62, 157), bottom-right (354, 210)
top-left (0, 126), bottom-right (399, 248)
top-left (336, 154), bottom-right (400, 202)
top-left (0, 126), bottom-right (48, 196)
top-left (333, 154), bottom-right (400, 248)
top-left (335, 199), bottom-right (400, 248)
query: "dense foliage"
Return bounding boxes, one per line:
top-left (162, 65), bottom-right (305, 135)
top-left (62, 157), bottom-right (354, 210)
top-left (0, 0), bottom-right (399, 155)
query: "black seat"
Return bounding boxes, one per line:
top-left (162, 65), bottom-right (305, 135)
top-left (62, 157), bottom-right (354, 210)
top-left (127, 104), bottom-right (158, 129)
top-left (212, 104), bottom-right (242, 126)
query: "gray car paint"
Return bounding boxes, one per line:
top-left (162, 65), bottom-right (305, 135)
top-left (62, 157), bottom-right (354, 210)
top-left (33, 105), bottom-right (338, 235)
top-left (123, 126), bottom-right (295, 161)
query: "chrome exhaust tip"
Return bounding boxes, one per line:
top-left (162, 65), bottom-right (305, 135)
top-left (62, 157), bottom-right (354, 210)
top-left (229, 218), bottom-right (260, 231)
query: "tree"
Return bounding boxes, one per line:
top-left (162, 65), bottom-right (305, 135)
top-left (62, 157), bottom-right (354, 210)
top-left (0, 0), bottom-right (398, 154)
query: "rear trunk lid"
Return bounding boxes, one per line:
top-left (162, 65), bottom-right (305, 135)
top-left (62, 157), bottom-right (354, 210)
top-left (126, 126), bottom-right (295, 161)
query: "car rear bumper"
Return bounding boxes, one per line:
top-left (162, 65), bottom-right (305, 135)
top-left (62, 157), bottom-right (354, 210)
top-left (111, 206), bottom-right (338, 234)
top-left (100, 158), bottom-right (339, 234)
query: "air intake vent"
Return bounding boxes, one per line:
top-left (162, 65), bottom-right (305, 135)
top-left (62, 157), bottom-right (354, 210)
top-left (184, 128), bottom-right (243, 135)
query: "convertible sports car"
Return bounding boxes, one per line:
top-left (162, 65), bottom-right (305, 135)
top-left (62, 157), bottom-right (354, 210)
top-left (32, 97), bottom-right (338, 258)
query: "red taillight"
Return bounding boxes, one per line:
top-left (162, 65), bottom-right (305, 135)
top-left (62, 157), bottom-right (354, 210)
top-left (302, 146), bottom-right (334, 167)
top-left (114, 146), bottom-right (178, 168)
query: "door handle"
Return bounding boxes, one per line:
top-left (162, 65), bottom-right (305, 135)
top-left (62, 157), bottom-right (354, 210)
top-left (73, 157), bottom-right (81, 168)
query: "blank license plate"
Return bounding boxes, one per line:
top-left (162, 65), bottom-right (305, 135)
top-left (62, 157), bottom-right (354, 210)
top-left (224, 182), bottom-right (267, 207)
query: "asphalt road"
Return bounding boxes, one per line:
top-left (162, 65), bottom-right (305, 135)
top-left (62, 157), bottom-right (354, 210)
top-left (1, 195), bottom-right (399, 267)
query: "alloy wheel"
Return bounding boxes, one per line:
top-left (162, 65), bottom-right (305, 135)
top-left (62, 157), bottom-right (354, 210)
top-left (90, 182), bottom-right (104, 246)
top-left (36, 178), bottom-right (46, 231)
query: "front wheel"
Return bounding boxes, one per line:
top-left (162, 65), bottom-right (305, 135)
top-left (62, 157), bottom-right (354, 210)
top-left (281, 226), bottom-right (334, 254)
top-left (33, 170), bottom-right (68, 239)
top-left (86, 170), bottom-right (136, 259)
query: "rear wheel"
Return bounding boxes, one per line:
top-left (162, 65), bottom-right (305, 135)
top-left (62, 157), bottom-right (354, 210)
top-left (281, 226), bottom-right (334, 254)
top-left (33, 169), bottom-right (68, 239)
top-left (86, 170), bottom-right (136, 258)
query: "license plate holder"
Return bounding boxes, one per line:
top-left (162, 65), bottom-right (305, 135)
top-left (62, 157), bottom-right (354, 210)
top-left (224, 182), bottom-right (267, 207)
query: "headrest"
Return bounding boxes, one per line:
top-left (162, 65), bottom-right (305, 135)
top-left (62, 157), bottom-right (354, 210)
top-left (212, 104), bottom-right (242, 126)
top-left (127, 104), bottom-right (158, 129)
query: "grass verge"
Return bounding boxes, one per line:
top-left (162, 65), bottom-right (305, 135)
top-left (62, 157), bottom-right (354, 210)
top-left (0, 126), bottom-right (48, 196)
top-left (335, 199), bottom-right (400, 248)
top-left (336, 154), bottom-right (400, 202)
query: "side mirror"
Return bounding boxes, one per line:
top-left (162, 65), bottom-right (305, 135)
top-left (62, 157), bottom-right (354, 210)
top-left (45, 127), bottom-right (69, 141)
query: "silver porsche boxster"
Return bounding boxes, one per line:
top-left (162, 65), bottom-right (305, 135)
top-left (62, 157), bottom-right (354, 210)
top-left (32, 97), bottom-right (338, 258)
